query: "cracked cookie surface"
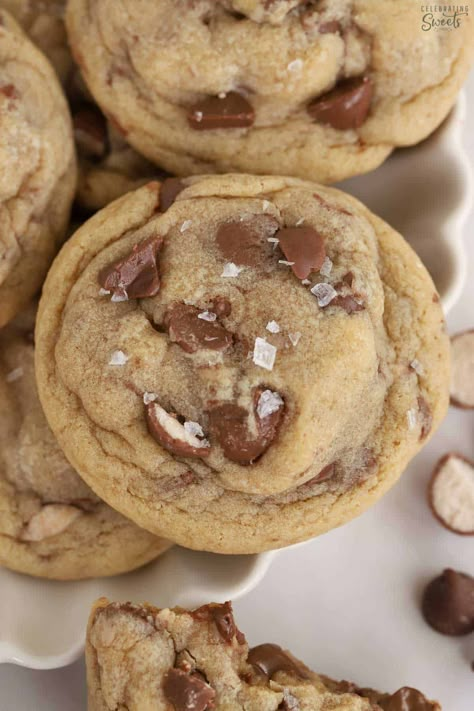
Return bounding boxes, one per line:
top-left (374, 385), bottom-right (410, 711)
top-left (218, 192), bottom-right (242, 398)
top-left (0, 305), bottom-right (171, 580)
top-left (65, 0), bottom-right (473, 183)
top-left (35, 175), bottom-right (449, 553)
top-left (0, 9), bottom-right (76, 326)
top-left (85, 597), bottom-right (441, 710)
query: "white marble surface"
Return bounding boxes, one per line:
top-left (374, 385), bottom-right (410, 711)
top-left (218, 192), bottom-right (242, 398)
top-left (1, 71), bottom-right (473, 711)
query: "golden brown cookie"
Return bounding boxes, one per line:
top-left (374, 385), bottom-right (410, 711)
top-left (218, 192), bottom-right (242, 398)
top-left (0, 9), bottom-right (76, 326)
top-left (35, 175), bottom-right (449, 553)
top-left (65, 0), bottom-right (473, 182)
top-left (0, 305), bottom-right (171, 580)
top-left (85, 597), bottom-right (440, 710)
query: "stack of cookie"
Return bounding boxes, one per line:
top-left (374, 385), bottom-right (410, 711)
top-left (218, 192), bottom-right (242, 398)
top-left (1, 0), bottom-right (473, 572)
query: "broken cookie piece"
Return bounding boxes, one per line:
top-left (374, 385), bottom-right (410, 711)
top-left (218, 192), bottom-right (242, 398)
top-left (86, 597), bottom-right (441, 711)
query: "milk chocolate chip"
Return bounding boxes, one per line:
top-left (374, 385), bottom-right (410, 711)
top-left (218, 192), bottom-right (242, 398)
top-left (208, 387), bottom-right (284, 464)
top-left (188, 91), bottom-right (255, 130)
top-left (216, 216), bottom-right (279, 266)
top-left (308, 76), bottom-right (373, 131)
top-left (99, 236), bottom-right (162, 300)
top-left (193, 602), bottom-right (245, 644)
top-left (248, 644), bottom-right (309, 680)
top-left (164, 303), bottom-right (233, 354)
top-left (159, 178), bottom-right (185, 212)
top-left (276, 226), bottom-right (326, 279)
top-left (73, 106), bottom-right (108, 159)
top-left (162, 669), bottom-right (215, 711)
top-left (145, 402), bottom-right (210, 458)
top-left (422, 569), bottom-right (474, 636)
top-left (379, 687), bottom-right (440, 711)
top-left (331, 294), bottom-right (364, 314)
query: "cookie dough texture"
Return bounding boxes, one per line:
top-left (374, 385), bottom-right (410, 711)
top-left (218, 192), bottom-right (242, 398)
top-left (66, 0), bottom-right (474, 183)
top-left (0, 306), bottom-right (171, 580)
top-left (85, 597), bottom-right (440, 710)
top-left (36, 175), bottom-right (449, 553)
top-left (0, 10), bottom-right (76, 327)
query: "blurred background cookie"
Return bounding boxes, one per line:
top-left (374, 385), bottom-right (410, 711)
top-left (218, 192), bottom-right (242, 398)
top-left (65, 0), bottom-right (473, 182)
top-left (0, 10), bottom-right (76, 326)
top-left (0, 304), bottom-right (171, 580)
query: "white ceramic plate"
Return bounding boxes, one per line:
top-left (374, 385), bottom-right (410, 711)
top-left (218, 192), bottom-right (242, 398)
top-left (0, 94), bottom-right (470, 672)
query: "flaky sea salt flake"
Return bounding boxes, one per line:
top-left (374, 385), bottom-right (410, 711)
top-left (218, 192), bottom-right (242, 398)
top-left (288, 332), bottom-right (301, 347)
top-left (193, 111), bottom-right (203, 122)
top-left (257, 389), bottom-right (284, 418)
top-left (279, 259), bottom-right (295, 267)
top-left (262, 200), bottom-right (272, 212)
top-left (288, 58), bottom-right (303, 73)
top-left (410, 359), bottom-right (425, 376)
top-left (143, 392), bottom-right (157, 405)
top-left (407, 408), bottom-right (418, 430)
top-left (198, 311), bottom-right (217, 322)
top-left (221, 262), bottom-right (243, 278)
top-left (319, 256), bottom-right (333, 277)
top-left (111, 289), bottom-right (128, 303)
top-left (180, 220), bottom-right (193, 232)
top-left (296, 217), bottom-right (304, 226)
top-left (266, 320), bottom-right (280, 334)
top-left (109, 350), bottom-right (129, 366)
top-left (301, 278), bottom-right (311, 285)
top-left (99, 287), bottom-right (111, 296)
top-left (253, 337), bottom-right (277, 371)
top-left (311, 282), bottom-right (337, 307)
top-left (184, 421), bottom-right (205, 438)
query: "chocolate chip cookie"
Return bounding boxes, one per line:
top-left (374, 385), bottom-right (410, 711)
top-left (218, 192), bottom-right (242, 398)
top-left (0, 305), bottom-right (171, 580)
top-left (65, 0), bottom-right (473, 183)
top-left (86, 597), bottom-right (440, 710)
top-left (0, 9), bottom-right (76, 327)
top-left (35, 175), bottom-right (449, 553)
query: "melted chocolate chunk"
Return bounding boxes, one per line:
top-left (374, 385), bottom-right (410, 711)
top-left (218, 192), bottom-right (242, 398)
top-left (159, 178), bottom-right (185, 212)
top-left (276, 226), bottom-right (326, 280)
top-left (379, 687), bottom-right (439, 711)
top-left (208, 387), bottom-right (284, 465)
top-left (417, 396), bottom-right (432, 441)
top-left (192, 602), bottom-right (245, 644)
top-left (164, 303), bottom-right (233, 354)
top-left (162, 668), bottom-right (215, 711)
top-left (216, 216), bottom-right (279, 267)
top-left (211, 297), bottom-right (232, 318)
top-left (188, 92), bottom-right (255, 130)
top-left (99, 236), bottom-right (162, 300)
top-left (307, 76), bottom-right (373, 131)
top-left (421, 569), bottom-right (474, 636)
top-left (145, 402), bottom-right (210, 459)
top-left (248, 644), bottom-right (309, 680)
top-left (73, 106), bottom-right (108, 159)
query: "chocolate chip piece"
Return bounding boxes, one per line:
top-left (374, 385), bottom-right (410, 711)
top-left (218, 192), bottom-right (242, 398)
top-left (428, 453), bottom-right (474, 535)
top-left (248, 644), bottom-right (309, 680)
top-left (276, 226), bottom-right (326, 280)
top-left (99, 236), bottom-right (162, 300)
top-left (208, 387), bottom-right (284, 465)
top-left (211, 297), bottom-right (232, 318)
top-left (0, 83), bottom-right (17, 99)
top-left (216, 216), bottom-right (279, 267)
top-left (331, 294), bottom-right (365, 314)
top-left (73, 107), bottom-right (108, 159)
top-left (307, 76), bottom-right (373, 131)
top-left (162, 668), bottom-right (215, 711)
top-left (188, 92), bottom-right (255, 130)
top-left (165, 303), bottom-right (233, 354)
top-left (319, 20), bottom-right (341, 33)
top-left (379, 687), bottom-right (440, 711)
top-left (192, 602), bottom-right (245, 644)
top-left (417, 396), bottom-right (432, 441)
top-left (422, 569), bottom-right (474, 636)
top-left (159, 178), bottom-right (185, 212)
top-left (145, 402), bottom-right (210, 458)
